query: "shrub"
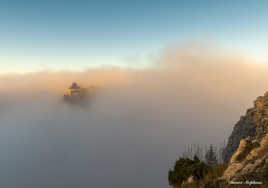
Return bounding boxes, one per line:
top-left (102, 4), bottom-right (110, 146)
top-left (168, 155), bottom-right (211, 187)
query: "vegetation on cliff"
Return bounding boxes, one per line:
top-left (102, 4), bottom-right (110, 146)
top-left (168, 156), bottom-right (210, 187)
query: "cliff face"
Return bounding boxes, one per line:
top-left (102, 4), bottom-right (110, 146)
top-left (221, 92), bottom-right (268, 182)
top-left (223, 92), bottom-right (268, 162)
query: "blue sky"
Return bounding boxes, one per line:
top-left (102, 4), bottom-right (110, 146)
top-left (1, 0), bottom-right (268, 73)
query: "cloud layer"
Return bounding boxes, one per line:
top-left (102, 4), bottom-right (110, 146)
top-left (1, 44), bottom-right (268, 187)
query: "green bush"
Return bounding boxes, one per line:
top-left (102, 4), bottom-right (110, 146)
top-left (168, 156), bottom-right (211, 187)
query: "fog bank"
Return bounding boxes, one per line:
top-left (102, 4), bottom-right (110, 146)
top-left (1, 45), bottom-right (268, 187)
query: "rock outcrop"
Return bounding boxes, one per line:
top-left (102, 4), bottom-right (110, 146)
top-left (221, 91), bottom-right (268, 183)
top-left (223, 92), bottom-right (268, 162)
top-left (63, 83), bottom-right (96, 107)
top-left (222, 134), bottom-right (268, 181)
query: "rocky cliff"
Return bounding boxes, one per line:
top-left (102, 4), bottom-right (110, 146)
top-left (221, 135), bottom-right (268, 181)
top-left (221, 92), bottom-right (268, 183)
top-left (223, 92), bottom-right (268, 162)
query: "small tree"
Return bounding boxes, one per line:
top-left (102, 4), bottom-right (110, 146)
top-left (205, 145), bottom-right (218, 167)
top-left (218, 140), bottom-right (226, 163)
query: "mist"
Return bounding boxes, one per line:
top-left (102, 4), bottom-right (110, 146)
top-left (1, 45), bottom-right (268, 187)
